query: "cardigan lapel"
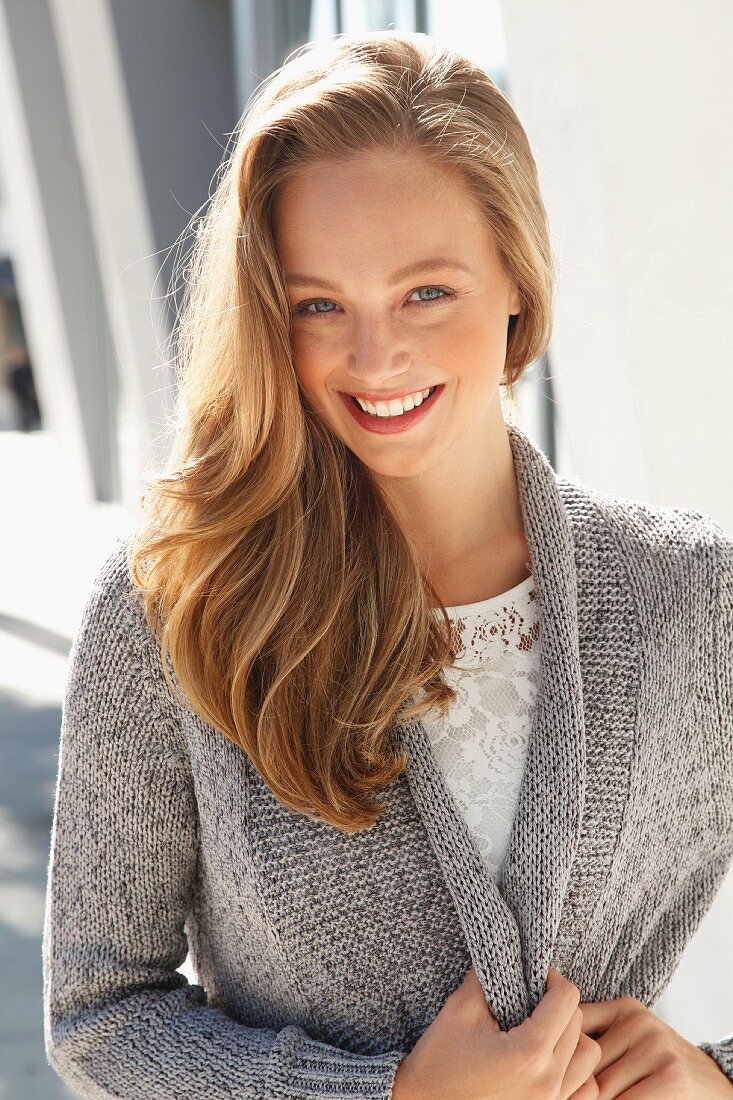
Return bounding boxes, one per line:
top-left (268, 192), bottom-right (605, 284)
top-left (394, 420), bottom-right (587, 1032)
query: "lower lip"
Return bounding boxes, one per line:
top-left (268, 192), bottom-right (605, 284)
top-left (338, 385), bottom-right (445, 435)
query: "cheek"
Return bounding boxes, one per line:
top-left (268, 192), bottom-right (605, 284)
top-left (424, 318), bottom-right (493, 374)
top-left (443, 310), bottom-right (510, 371)
top-left (289, 333), bottom-right (341, 423)
top-left (290, 329), bottom-right (329, 389)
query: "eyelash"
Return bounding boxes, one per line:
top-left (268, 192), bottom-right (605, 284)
top-left (291, 285), bottom-right (456, 318)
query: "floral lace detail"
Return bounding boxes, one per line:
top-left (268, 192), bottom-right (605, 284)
top-left (423, 574), bottom-right (543, 886)
top-left (444, 573), bottom-right (541, 666)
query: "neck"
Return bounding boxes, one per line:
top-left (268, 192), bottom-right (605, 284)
top-left (373, 395), bottom-right (527, 585)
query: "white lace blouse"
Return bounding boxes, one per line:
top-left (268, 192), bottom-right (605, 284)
top-left (423, 569), bottom-right (543, 890)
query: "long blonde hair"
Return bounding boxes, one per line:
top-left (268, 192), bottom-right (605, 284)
top-left (128, 29), bottom-right (554, 831)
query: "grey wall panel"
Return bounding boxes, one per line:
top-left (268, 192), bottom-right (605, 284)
top-left (108, 0), bottom-right (237, 323)
top-left (1, 0), bottom-right (121, 502)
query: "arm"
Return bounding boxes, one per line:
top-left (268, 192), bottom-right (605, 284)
top-left (42, 537), bottom-right (406, 1098)
top-left (696, 522), bottom-right (733, 1083)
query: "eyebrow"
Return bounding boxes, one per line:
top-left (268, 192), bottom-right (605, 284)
top-left (284, 257), bottom-right (473, 292)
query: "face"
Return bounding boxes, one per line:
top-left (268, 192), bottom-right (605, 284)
top-left (272, 145), bottom-right (521, 481)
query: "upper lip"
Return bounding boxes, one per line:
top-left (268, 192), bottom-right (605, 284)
top-left (341, 385), bottom-right (440, 402)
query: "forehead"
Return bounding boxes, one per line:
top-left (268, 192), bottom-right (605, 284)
top-left (276, 145), bottom-right (477, 216)
top-left (272, 146), bottom-right (493, 272)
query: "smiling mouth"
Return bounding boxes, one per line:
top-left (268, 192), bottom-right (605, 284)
top-left (347, 386), bottom-right (439, 416)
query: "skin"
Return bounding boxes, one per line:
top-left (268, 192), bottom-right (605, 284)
top-left (392, 966), bottom-right (602, 1099)
top-left (577, 994), bottom-right (733, 1098)
top-left (272, 144), bottom-right (530, 601)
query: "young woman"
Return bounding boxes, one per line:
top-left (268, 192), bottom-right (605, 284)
top-left (43, 29), bottom-right (733, 1099)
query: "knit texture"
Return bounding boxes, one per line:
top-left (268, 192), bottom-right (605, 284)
top-left (42, 420), bottom-right (733, 1096)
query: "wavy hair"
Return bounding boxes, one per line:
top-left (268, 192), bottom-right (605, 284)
top-left (128, 29), bottom-right (555, 831)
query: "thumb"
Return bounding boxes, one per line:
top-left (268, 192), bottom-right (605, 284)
top-left (461, 964), bottom-right (482, 987)
top-left (461, 966), bottom-right (501, 1028)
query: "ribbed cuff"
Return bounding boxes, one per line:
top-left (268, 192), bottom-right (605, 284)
top-left (698, 1039), bottom-right (733, 1084)
top-left (265, 1023), bottom-right (406, 1098)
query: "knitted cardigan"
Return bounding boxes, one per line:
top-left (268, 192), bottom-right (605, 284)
top-left (42, 420), bottom-right (733, 1098)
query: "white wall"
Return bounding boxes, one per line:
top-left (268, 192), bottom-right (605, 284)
top-left (500, 0), bottom-right (733, 533)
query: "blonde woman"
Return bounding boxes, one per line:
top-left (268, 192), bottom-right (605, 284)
top-left (43, 29), bottom-right (733, 1100)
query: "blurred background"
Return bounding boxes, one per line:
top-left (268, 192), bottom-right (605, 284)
top-left (0, 1), bottom-right (731, 1095)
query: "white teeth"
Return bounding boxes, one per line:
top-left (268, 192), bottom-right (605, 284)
top-left (355, 387), bottom-right (436, 417)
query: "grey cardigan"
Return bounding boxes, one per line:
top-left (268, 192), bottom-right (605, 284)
top-left (42, 420), bottom-right (733, 1098)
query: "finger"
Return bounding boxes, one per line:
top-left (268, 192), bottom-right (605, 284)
top-left (603, 1074), bottom-right (667, 1099)
top-left (553, 1004), bottom-right (583, 1067)
top-left (578, 1000), bottom-right (623, 1035)
top-left (456, 965), bottom-right (494, 1007)
top-left (593, 1043), bottom-right (655, 1099)
top-left (453, 964), bottom-right (501, 1029)
top-left (566, 1078), bottom-right (600, 1100)
top-left (588, 1018), bottom-right (637, 1078)
top-left (526, 970), bottom-right (580, 1048)
top-left (559, 1032), bottom-right (602, 1100)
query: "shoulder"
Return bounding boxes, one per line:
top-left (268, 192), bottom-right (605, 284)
top-left (75, 531), bottom-right (147, 639)
top-left (63, 533), bottom-right (192, 775)
top-left (556, 471), bottom-right (730, 567)
top-left (69, 531), bottom-right (167, 698)
top-left (555, 473), bottom-right (733, 657)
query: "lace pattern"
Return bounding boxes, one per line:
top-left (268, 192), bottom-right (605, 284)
top-left (443, 573), bottom-right (541, 665)
top-left (423, 572), bottom-right (543, 886)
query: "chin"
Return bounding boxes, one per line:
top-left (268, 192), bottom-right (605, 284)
top-left (354, 453), bottom-right (437, 479)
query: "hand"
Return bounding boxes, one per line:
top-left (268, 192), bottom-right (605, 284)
top-left (392, 965), bottom-right (601, 1099)
top-left (578, 993), bottom-right (733, 1098)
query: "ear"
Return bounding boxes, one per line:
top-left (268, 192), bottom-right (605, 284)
top-left (509, 284), bottom-right (521, 317)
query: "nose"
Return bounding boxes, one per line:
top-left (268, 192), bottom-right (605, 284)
top-left (348, 315), bottom-right (414, 390)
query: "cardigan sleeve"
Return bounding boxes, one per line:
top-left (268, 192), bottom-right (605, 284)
top-left (42, 540), bottom-right (406, 1099)
top-left (696, 522), bottom-right (733, 1082)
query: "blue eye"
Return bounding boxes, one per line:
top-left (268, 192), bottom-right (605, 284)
top-left (292, 285), bottom-right (455, 318)
top-left (409, 286), bottom-right (452, 305)
top-left (294, 298), bottom-right (338, 316)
